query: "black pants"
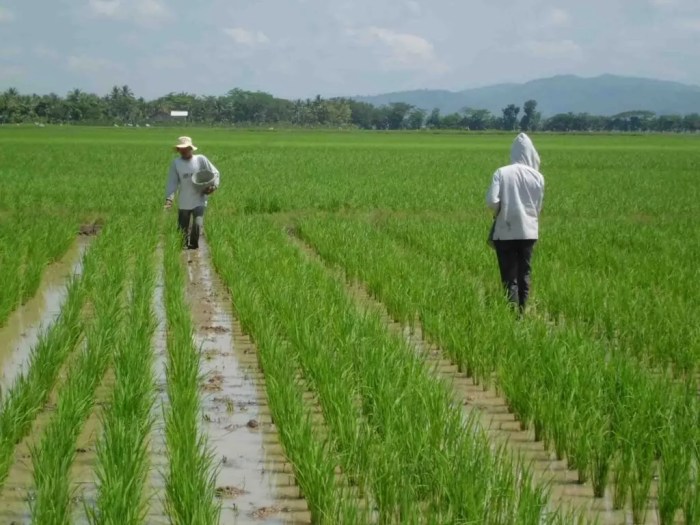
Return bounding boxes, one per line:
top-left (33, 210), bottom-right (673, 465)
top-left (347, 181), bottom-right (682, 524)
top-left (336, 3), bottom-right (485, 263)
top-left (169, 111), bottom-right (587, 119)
top-left (177, 207), bottom-right (205, 249)
top-left (494, 240), bottom-right (536, 311)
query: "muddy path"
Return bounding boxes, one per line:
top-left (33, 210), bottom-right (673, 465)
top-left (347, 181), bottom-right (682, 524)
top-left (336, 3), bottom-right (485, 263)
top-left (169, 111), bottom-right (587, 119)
top-left (182, 240), bottom-right (311, 525)
top-left (146, 255), bottom-right (169, 525)
top-left (0, 238), bottom-right (89, 392)
top-left (288, 233), bottom-right (666, 525)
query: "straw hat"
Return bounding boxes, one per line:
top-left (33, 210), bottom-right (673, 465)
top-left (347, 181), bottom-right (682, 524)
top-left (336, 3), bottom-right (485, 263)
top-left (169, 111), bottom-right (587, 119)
top-left (174, 136), bottom-right (198, 151)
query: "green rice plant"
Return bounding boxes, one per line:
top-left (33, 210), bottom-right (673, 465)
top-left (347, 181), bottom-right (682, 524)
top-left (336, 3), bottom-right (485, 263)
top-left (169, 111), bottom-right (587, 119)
top-left (86, 221), bottom-right (158, 525)
top-left (0, 213), bottom-right (77, 327)
top-left (0, 217), bottom-right (106, 488)
top-left (162, 226), bottom-right (219, 525)
top-left (0, 271), bottom-right (85, 487)
top-left (208, 222), bottom-right (367, 523)
top-left (298, 213), bottom-right (700, 522)
top-left (684, 452), bottom-right (700, 525)
top-left (208, 215), bottom-right (555, 524)
top-left (30, 223), bottom-right (128, 525)
top-left (611, 451), bottom-right (631, 510)
top-left (655, 383), bottom-right (696, 524)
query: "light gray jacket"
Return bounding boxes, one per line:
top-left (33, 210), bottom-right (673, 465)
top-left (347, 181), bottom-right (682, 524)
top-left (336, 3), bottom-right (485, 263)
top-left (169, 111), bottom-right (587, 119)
top-left (486, 133), bottom-right (545, 240)
top-left (165, 154), bottom-right (220, 210)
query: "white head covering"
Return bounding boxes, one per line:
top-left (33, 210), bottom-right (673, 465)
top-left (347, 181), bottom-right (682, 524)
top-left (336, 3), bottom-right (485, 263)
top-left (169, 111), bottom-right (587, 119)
top-left (510, 133), bottom-right (540, 171)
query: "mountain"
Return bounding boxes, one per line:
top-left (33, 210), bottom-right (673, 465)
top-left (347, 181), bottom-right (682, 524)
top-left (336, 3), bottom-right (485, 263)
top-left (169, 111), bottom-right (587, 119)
top-left (352, 75), bottom-right (700, 117)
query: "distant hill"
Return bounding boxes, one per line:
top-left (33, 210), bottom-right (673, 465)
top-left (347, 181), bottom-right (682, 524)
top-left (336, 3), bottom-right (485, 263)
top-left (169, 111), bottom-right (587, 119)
top-left (352, 74), bottom-right (700, 117)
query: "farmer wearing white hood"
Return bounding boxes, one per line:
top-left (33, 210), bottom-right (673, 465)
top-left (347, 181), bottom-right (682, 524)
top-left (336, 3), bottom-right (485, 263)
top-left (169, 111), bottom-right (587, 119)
top-left (486, 133), bottom-right (545, 312)
top-left (164, 136), bottom-right (220, 250)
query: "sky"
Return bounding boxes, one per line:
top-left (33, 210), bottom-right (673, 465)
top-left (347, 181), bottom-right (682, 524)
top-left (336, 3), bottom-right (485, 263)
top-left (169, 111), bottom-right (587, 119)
top-left (1, 0), bottom-right (699, 100)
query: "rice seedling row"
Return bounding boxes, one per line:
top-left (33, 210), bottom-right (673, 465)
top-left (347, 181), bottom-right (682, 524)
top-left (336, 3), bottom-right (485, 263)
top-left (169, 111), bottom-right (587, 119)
top-left (0, 214), bottom-right (77, 327)
top-left (29, 220), bottom-right (131, 524)
top-left (86, 220), bottom-right (159, 524)
top-left (0, 233), bottom-right (110, 490)
top-left (3, 127), bottom-right (699, 524)
top-left (287, 227), bottom-right (604, 523)
top-left (207, 219), bottom-right (352, 524)
top-left (208, 215), bottom-right (556, 524)
top-left (0, 237), bottom-right (88, 394)
top-left (375, 215), bottom-right (700, 379)
top-left (162, 225), bottom-right (220, 525)
top-left (297, 215), bottom-right (700, 524)
top-left (183, 239), bottom-right (312, 523)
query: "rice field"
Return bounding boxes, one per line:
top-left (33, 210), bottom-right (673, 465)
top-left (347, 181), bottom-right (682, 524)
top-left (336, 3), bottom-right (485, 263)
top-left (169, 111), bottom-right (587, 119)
top-left (0, 126), bottom-right (698, 524)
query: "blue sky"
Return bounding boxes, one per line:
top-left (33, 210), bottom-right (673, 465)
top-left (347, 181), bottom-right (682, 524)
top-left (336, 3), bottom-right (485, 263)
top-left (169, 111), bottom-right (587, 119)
top-left (1, 0), bottom-right (699, 99)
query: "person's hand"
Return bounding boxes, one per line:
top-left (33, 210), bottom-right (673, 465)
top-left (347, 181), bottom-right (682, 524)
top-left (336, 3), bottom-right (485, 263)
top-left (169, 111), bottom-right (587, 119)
top-left (164, 199), bottom-right (173, 210)
top-left (203, 186), bottom-right (217, 195)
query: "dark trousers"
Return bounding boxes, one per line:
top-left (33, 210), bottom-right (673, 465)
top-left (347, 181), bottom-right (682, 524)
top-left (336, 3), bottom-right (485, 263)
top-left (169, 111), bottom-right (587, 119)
top-left (177, 207), bottom-right (205, 249)
top-left (494, 240), bottom-right (536, 311)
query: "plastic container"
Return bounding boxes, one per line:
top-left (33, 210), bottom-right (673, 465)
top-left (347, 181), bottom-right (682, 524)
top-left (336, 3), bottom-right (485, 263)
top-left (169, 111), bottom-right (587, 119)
top-left (192, 170), bottom-right (216, 192)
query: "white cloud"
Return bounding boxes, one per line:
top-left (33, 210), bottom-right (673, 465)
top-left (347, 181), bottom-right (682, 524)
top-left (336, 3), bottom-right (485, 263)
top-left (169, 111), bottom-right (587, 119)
top-left (543, 8), bottom-right (571, 28)
top-left (223, 27), bottom-right (270, 47)
top-left (0, 6), bottom-right (15, 23)
top-left (88, 0), bottom-right (120, 17)
top-left (524, 39), bottom-right (582, 59)
top-left (67, 55), bottom-right (120, 73)
top-left (352, 26), bottom-right (446, 72)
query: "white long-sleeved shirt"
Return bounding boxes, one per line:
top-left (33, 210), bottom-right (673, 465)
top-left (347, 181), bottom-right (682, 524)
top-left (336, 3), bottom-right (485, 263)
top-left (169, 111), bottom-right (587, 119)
top-left (485, 133), bottom-right (545, 240)
top-left (165, 154), bottom-right (220, 210)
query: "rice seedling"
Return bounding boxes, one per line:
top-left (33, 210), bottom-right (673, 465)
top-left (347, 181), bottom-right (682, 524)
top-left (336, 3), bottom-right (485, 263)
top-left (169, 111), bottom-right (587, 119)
top-left (208, 215), bottom-right (555, 524)
top-left (30, 221), bottom-right (129, 524)
top-left (162, 225), bottom-right (219, 525)
top-left (86, 219), bottom-right (159, 524)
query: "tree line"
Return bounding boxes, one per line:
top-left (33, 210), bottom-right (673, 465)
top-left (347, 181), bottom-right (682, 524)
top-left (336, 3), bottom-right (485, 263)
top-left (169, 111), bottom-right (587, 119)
top-left (1, 86), bottom-right (699, 132)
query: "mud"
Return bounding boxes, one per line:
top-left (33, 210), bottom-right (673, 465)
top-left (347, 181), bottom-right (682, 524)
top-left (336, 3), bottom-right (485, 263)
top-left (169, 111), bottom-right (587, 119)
top-left (0, 238), bottom-right (88, 393)
top-left (289, 233), bottom-right (666, 525)
top-left (0, 340), bottom-right (90, 523)
top-left (146, 251), bottom-right (169, 525)
top-left (182, 240), bottom-right (311, 524)
top-left (70, 369), bottom-right (116, 522)
top-left (78, 222), bottom-right (103, 236)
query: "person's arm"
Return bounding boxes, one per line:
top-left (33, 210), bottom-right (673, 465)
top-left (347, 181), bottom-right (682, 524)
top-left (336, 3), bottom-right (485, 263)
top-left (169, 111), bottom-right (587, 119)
top-left (164, 161), bottom-right (179, 208)
top-left (485, 171), bottom-right (501, 215)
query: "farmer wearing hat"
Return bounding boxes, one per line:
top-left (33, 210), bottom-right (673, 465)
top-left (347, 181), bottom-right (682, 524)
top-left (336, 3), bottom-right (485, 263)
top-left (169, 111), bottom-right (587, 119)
top-left (164, 136), bottom-right (220, 250)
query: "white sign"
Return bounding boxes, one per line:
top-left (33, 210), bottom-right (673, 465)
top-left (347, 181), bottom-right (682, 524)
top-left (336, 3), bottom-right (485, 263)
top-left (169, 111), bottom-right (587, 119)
top-left (170, 110), bottom-right (189, 117)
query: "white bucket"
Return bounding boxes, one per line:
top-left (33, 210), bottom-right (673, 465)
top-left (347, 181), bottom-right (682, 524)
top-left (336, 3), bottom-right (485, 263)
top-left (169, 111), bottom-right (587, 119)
top-left (192, 170), bottom-right (216, 191)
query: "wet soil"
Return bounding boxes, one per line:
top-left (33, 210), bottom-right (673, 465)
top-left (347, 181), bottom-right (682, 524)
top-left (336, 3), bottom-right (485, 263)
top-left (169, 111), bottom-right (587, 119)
top-left (70, 369), bottom-right (116, 522)
top-left (78, 222), bottom-right (103, 236)
top-left (289, 233), bottom-right (667, 525)
top-left (182, 240), bottom-right (311, 524)
top-left (0, 238), bottom-right (88, 392)
top-left (145, 258), bottom-right (169, 525)
top-left (0, 238), bottom-right (90, 522)
top-left (0, 339), bottom-right (92, 523)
